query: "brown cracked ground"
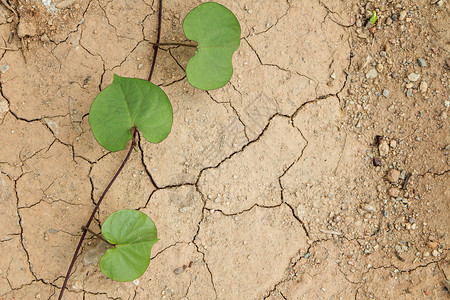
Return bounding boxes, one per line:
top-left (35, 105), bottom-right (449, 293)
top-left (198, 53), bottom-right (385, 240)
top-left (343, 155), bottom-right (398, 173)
top-left (0, 0), bottom-right (449, 299)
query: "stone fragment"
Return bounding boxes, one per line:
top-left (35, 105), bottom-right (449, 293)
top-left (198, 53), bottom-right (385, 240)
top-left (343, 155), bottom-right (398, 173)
top-left (40, 34), bottom-right (50, 42)
top-left (376, 63), bottom-right (384, 72)
top-left (366, 68), bottom-right (378, 79)
top-left (408, 73), bottom-right (421, 82)
top-left (419, 81), bottom-right (428, 93)
top-left (373, 156), bottom-right (381, 166)
top-left (417, 57), bottom-right (427, 67)
top-left (56, 0), bottom-right (75, 9)
top-left (426, 241), bottom-right (439, 249)
top-left (379, 140), bottom-right (389, 156)
top-left (0, 98), bottom-right (8, 118)
top-left (0, 65), bottom-right (9, 73)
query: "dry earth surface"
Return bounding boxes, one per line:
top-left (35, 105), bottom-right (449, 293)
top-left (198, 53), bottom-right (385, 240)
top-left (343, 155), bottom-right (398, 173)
top-left (0, 0), bottom-right (449, 299)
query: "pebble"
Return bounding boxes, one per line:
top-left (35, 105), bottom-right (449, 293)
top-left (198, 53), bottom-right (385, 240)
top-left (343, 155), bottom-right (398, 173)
top-left (423, 251), bottom-right (430, 257)
top-left (399, 11), bottom-right (407, 21)
top-left (0, 98), bottom-right (8, 117)
top-left (0, 65), bottom-right (9, 74)
top-left (427, 241), bottom-right (439, 249)
top-left (379, 140), bottom-right (389, 157)
top-left (56, 0), bottom-right (75, 9)
top-left (382, 89), bottom-right (389, 97)
top-left (406, 83), bottom-right (414, 89)
top-left (387, 169), bottom-right (400, 183)
top-left (40, 34), bottom-right (50, 42)
top-left (173, 266), bottom-right (185, 275)
top-left (373, 156), bottom-right (381, 166)
top-left (389, 187), bottom-right (400, 197)
top-left (419, 81), bottom-right (428, 93)
top-left (390, 140), bottom-right (397, 148)
top-left (408, 73), bottom-right (421, 82)
top-left (417, 57), bottom-right (427, 67)
top-left (83, 249), bottom-right (100, 265)
top-left (406, 89), bottom-right (413, 97)
top-left (376, 63), bottom-right (384, 72)
top-left (366, 68), bottom-right (378, 79)
top-left (362, 204), bottom-right (375, 212)
top-left (432, 249), bottom-right (439, 257)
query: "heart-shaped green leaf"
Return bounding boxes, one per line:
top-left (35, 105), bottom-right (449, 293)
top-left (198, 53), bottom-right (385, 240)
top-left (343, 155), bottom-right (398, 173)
top-left (100, 209), bottom-right (158, 282)
top-left (89, 74), bottom-right (173, 152)
top-left (183, 2), bottom-right (241, 90)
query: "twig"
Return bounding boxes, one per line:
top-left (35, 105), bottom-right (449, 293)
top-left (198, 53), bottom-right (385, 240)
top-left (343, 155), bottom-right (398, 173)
top-left (320, 229), bottom-right (342, 235)
top-left (153, 42), bottom-right (196, 48)
top-left (0, 46), bottom-right (18, 50)
top-left (402, 172), bottom-right (412, 190)
top-left (1, 0), bottom-right (18, 18)
top-left (20, 38), bottom-right (27, 64)
top-left (58, 129), bottom-right (137, 300)
top-left (81, 226), bottom-right (115, 247)
top-left (147, 0), bottom-right (163, 82)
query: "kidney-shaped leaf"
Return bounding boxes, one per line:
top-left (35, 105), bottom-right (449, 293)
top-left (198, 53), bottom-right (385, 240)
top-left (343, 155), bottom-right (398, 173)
top-left (100, 209), bottom-right (158, 282)
top-left (89, 74), bottom-right (173, 152)
top-left (183, 2), bottom-right (241, 90)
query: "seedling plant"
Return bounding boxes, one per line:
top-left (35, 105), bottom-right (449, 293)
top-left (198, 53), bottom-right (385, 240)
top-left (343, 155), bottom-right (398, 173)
top-left (58, 1), bottom-right (241, 298)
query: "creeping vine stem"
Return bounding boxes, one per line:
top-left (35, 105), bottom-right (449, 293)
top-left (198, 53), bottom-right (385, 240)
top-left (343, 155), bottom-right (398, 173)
top-left (58, 129), bottom-right (137, 299)
top-left (58, 2), bottom-right (163, 297)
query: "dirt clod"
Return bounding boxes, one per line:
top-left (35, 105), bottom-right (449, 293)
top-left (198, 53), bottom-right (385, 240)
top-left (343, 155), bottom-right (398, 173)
top-left (387, 169), bottom-right (401, 183)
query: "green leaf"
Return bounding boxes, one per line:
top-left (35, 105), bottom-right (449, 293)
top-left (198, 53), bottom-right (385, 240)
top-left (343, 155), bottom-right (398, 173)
top-left (369, 11), bottom-right (377, 24)
top-left (100, 209), bottom-right (158, 282)
top-left (183, 2), bottom-right (241, 90)
top-left (89, 75), bottom-right (173, 152)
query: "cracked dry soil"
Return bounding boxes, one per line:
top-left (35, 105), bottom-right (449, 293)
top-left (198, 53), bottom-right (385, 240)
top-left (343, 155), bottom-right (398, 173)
top-left (0, 0), bottom-right (449, 299)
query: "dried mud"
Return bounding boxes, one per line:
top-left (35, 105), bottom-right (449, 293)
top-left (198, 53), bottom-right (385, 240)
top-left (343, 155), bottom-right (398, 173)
top-left (0, 0), bottom-right (448, 299)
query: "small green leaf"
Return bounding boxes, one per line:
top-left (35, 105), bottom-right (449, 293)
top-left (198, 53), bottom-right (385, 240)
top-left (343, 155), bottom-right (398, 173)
top-left (183, 2), bottom-right (241, 90)
top-left (100, 209), bottom-right (158, 282)
top-left (369, 11), bottom-right (377, 24)
top-left (89, 75), bottom-right (173, 152)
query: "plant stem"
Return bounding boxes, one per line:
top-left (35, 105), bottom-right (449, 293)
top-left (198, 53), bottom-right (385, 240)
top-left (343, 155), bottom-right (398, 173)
top-left (148, 0), bottom-right (163, 82)
top-left (58, 129), bottom-right (137, 300)
top-left (81, 226), bottom-right (115, 247)
top-left (153, 42), bottom-right (197, 48)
